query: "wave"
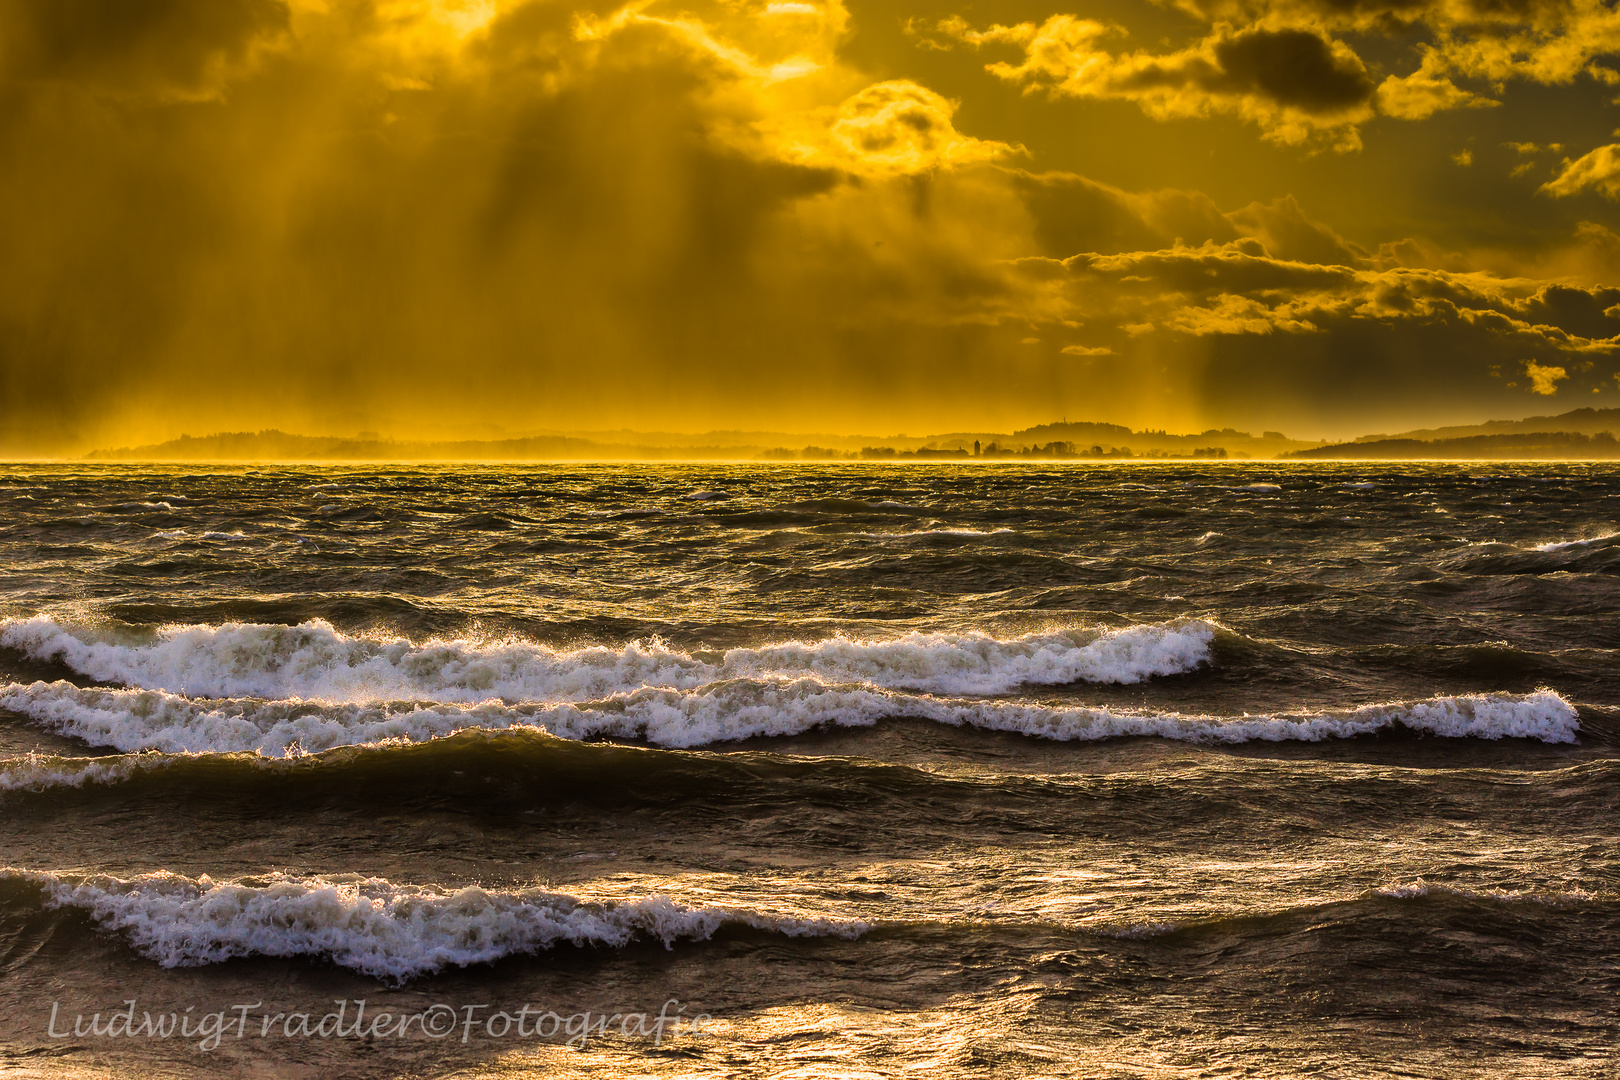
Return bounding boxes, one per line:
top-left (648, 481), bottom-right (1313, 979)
top-left (1095, 881), bottom-right (1612, 942)
top-left (853, 528), bottom-right (1017, 539)
top-left (5, 730), bottom-right (1613, 817)
top-left (0, 617), bottom-right (1214, 701)
top-left (1443, 532), bottom-right (1620, 575)
top-left (0, 729), bottom-right (838, 798)
top-left (584, 508), bottom-right (666, 520)
top-left (0, 751), bottom-right (170, 792)
top-left (1374, 880), bottom-right (1598, 907)
top-left (3, 866), bottom-right (1603, 984)
top-left (0, 679), bottom-right (1579, 756)
top-left (0, 870), bottom-right (865, 982)
top-left (1532, 531), bottom-right (1620, 553)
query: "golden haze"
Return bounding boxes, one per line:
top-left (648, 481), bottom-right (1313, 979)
top-left (5, 0), bottom-right (1620, 452)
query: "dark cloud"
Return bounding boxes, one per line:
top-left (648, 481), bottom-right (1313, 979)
top-left (1518, 284), bottom-right (1620, 339)
top-left (1206, 28), bottom-right (1375, 113)
top-left (1016, 242), bottom-right (1620, 432)
top-left (1008, 170), bottom-right (1238, 257)
top-left (1009, 174), bottom-right (1377, 267)
top-left (1194, 0), bottom-right (1572, 26)
top-left (1226, 195), bottom-right (1369, 264)
top-left (935, 15), bottom-right (1379, 145)
top-left (1063, 246), bottom-right (1359, 295)
top-left (0, 0), bottom-right (288, 94)
top-left (1064, 245), bottom-right (1620, 349)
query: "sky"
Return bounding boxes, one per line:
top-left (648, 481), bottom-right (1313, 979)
top-left (6, 0), bottom-right (1620, 450)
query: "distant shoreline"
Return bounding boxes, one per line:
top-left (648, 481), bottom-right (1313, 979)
top-left (5, 455), bottom-right (1620, 466)
top-left (26, 405), bottom-right (1620, 463)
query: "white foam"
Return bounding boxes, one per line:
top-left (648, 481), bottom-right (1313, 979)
top-left (1375, 880), bottom-right (1599, 907)
top-left (0, 752), bottom-right (171, 792)
top-left (1532, 531), bottom-right (1619, 553)
top-left (0, 680), bottom-right (1579, 756)
top-left (1340, 482), bottom-right (1376, 491)
top-left (1091, 921), bottom-right (1178, 939)
top-left (858, 527), bottom-right (1016, 539)
top-left (113, 502), bottom-right (175, 512)
top-left (683, 490), bottom-right (727, 501)
top-left (10, 870), bottom-right (866, 982)
top-left (0, 617), bottom-right (1214, 701)
top-left (200, 531), bottom-right (250, 542)
top-left (721, 623), bottom-right (1213, 695)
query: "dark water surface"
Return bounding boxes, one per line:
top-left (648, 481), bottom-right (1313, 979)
top-left (0, 462), bottom-right (1615, 1078)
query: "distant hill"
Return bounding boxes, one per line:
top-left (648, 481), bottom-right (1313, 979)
top-left (85, 430), bottom-right (744, 461)
top-left (85, 422), bottom-right (1324, 461)
top-left (1357, 407), bottom-right (1620, 443)
top-left (1006, 422), bottom-right (1310, 457)
top-left (1291, 431), bottom-right (1620, 459)
top-left (83, 408), bottom-right (1620, 462)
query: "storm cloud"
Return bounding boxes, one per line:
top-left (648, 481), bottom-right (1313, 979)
top-left (2, 0), bottom-right (1620, 450)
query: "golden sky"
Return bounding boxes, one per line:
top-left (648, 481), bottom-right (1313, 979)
top-left (6, 0), bottom-right (1620, 448)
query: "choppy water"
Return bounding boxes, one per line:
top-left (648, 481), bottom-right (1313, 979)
top-left (0, 462), bottom-right (1616, 1078)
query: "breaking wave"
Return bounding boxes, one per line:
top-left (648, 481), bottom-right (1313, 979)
top-left (2, 870), bottom-right (865, 982)
top-left (0, 616), bottom-right (1215, 700)
top-left (1374, 880), bottom-right (1600, 907)
top-left (0, 679), bottom-right (1580, 756)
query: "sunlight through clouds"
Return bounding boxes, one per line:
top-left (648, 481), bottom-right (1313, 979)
top-left (3, 0), bottom-right (1620, 449)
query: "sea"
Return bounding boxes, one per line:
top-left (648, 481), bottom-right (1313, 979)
top-left (0, 461), bottom-right (1615, 1078)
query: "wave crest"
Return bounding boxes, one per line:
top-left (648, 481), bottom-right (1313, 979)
top-left (0, 616), bottom-right (1215, 700)
top-left (0, 679), bottom-right (1580, 756)
top-left (5, 869), bottom-right (865, 982)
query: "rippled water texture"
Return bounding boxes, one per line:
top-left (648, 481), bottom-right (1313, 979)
top-left (0, 462), bottom-right (1615, 1078)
